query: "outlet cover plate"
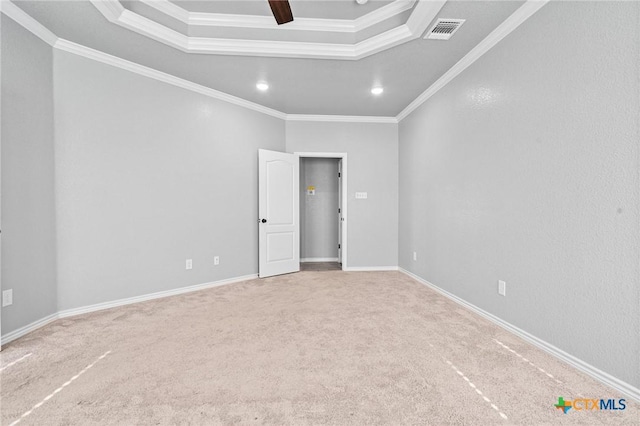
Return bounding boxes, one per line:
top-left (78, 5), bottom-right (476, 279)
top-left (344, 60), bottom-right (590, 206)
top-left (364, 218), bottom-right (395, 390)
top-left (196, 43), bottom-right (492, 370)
top-left (498, 280), bottom-right (506, 296)
top-left (2, 289), bottom-right (13, 307)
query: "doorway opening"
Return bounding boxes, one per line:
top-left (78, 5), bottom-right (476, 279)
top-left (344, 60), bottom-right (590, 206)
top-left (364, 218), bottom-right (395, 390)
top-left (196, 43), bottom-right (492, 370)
top-left (296, 152), bottom-right (347, 271)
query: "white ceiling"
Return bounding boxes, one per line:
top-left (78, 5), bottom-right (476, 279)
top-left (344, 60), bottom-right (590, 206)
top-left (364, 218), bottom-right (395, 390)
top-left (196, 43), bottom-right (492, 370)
top-left (11, 0), bottom-right (526, 117)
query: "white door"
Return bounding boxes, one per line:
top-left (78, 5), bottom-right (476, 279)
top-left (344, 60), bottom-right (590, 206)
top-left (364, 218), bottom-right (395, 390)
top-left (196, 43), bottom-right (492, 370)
top-left (258, 149), bottom-right (300, 278)
top-left (337, 160), bottom-right (343, 264)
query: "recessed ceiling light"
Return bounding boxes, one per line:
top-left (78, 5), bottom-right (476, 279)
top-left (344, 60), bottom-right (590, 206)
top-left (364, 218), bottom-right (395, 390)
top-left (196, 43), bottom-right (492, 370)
top-left (371, 86), bottom-right (384, 95)
top-left (356, 0), bottom-right (369, 4)
top-left (256, 82), bottom-right (269, 91)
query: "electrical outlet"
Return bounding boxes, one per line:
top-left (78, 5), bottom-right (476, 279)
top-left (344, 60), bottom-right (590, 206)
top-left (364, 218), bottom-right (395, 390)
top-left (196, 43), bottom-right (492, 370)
top-left (413, 251), bottom-right (417, 261)
top-left (214, 256), bottom-right (220, 265)
top-left (498, 280), bottom-right (506, 296)
top-left (2, 289), bottom-right (13, 307)
top-left (186, 259), bottom-right (193, 270)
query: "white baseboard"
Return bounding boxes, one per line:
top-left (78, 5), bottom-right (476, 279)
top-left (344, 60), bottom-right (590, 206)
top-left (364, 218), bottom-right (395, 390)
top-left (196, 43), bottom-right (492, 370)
top-left (399, 268), bottom-right (640, 403)
top-left (1, 274), bottom-right (258, 346)
top-left (1, 312), bottom-right (59, 347)
top-left (300, 258), bottom-right (339, 263)
top-left (57, 274), bottom-right (258, 318)
top-left (344, 266), bottom-right (399, 272)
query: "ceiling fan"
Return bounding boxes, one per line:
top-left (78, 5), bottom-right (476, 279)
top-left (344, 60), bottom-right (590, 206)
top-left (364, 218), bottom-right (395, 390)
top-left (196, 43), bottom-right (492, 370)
top-left (268, 0), bottom-right (294, 25)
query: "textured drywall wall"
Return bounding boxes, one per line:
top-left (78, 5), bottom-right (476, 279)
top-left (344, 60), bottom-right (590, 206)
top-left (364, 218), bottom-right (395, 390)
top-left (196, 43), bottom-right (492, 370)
top-left (286, 121), bottom-right (398, 268)
top-left (300, 158), bottom-right (339, 260)
top-left (1, 16), bottom-right (57, 334)
top-left (399, 1), bottom-right (640, 388)
top-left (53, 51), bottom-right (285, 311)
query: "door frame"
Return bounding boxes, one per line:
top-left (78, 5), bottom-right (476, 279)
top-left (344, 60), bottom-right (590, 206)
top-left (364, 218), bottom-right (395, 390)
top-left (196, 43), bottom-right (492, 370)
top-left (295, 152), bottom-right (348, 270)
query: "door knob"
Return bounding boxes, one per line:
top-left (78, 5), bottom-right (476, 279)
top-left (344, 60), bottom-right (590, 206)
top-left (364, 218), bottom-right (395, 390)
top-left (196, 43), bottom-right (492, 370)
top-left (261, 219), bottom-right (267, 223)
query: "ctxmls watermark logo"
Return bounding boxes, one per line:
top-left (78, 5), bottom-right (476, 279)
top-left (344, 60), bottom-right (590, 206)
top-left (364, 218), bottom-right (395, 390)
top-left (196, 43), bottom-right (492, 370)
top-left (554, 396), bottom-right (626, 414)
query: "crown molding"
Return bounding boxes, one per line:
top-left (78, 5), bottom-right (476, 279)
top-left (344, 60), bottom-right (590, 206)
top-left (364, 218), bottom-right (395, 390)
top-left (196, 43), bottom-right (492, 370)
top-left (54, 39), bottom-right (287, 120)
top-left (140, 0), bottom-right (190, 23)
top-left (355, 0), bottom-right (415, 32)
top-left (91, 0), bottom-right (444, 60)
top-left (397, 0), bottom-right (549, 121)
top-left (188, 14), bottom-right (354, 33)
top-left (354, 24), bottom-right (412, 58)
top-left (91, 0), bottom-right (125, 20)
top-left (0, 0), bottom-right (58, 46)
top-left (0, 1), bottom-right (394, 122)
top-left (187, 36), bottom-right (355, 59)
top-left (141, 0), bottom-right (415, 33)
top-left (286, 115), bottom-right (398, 124)
top-left (3, 1), bottom-right (549, 125)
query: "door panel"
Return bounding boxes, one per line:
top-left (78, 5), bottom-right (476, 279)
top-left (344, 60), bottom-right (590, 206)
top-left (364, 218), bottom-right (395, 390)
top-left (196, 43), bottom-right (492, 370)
top-left (259, 149), bottom-right (299, 278)
top-left (266, 160), bottom-right (294, 225)
top-left (266, 233), bottom-right (295, 262)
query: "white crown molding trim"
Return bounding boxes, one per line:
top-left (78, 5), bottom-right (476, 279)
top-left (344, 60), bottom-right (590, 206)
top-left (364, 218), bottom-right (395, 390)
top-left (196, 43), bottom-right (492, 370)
top-left (397, 0), bottom-right (549, 121)
top-left (399, 268), bottom-right (640, 403)
top-left (54, 39), bottom-right (287, 119)
top-left (91, 0), bottom-right (443, 60)
top-left (1, 1), bottom-right (285, 120)
top-left (189, 13), bottom-right (355, 33)
top-left (287, 114), bottom-right (398, 124)
top-left (1, 274), bottom-right (258, 346)
top-left (0, 4), bottom-right (397, 123)
top-left (0, 0), bottom-right (58, 46)
top-left (344, 266), bottom-right (399, 272)
top-left (187, 36), bottom-right (355, 59)
top-left (353, 24), bottom-right (413, 59)
top-left (141, 0), bottom-right (415, 33)
top-left (0, 313), bottom-right (59, 346)
top-left (91, 0), bottom-right (125, 20)
top-left (300, 258), bottom-right (340, 263)
top-left (140, 0), bottom-right (190, 23)
top-left (355, 0), bottom-right (416, 32)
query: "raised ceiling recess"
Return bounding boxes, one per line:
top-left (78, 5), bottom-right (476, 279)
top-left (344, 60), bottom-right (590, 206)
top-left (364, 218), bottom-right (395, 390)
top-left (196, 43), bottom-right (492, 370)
top-left (91, 0), bottom-right (448, 59)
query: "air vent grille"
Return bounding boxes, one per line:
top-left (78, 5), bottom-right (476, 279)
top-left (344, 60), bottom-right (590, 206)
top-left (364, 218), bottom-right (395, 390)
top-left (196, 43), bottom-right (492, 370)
top-left (425, 19), bottom-right (465, 40)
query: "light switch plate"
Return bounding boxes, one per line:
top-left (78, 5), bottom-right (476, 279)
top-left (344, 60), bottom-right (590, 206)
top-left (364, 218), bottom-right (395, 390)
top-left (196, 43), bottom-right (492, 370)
top-left (355, 192), bottom-right (368, 199)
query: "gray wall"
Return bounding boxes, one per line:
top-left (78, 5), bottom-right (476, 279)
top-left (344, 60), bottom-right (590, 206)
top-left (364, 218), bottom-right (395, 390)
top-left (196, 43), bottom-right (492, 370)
top-left (300, 158), bottom-right (339, 260)
top-left (399, 1), bottom-right (640, 388)
top-left (1, 16), bottom-right (57, 333)
top-left (287, 121), bottom-right (398, 268)
top-left (53, 51), bottom-right (285, 311)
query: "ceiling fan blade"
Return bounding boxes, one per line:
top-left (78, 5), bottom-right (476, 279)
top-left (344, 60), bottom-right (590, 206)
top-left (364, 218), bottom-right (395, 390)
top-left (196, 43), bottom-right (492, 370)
top-left (268, 0), bottom-right (294, 25)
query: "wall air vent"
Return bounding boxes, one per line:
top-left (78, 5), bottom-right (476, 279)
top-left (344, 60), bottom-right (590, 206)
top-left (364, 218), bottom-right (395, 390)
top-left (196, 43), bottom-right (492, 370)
top-left (425, 19), bottom-right (465, 40)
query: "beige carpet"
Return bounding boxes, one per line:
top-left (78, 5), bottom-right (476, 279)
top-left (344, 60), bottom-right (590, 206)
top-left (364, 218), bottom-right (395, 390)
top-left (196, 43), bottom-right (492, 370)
top-left (0, 271), bottom-right (636, 425)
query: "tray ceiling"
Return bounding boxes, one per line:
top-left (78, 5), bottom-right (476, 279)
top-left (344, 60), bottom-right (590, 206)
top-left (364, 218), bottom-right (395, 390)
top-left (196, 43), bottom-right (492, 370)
top-left (6, 0), bottom-right (530, 116)
top-left (96, 0), bottom-right (445, 59)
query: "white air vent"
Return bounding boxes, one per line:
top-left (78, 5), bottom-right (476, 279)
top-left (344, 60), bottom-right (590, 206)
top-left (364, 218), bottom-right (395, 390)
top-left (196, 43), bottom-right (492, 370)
top-left (425, 19), bottom-right (465, 40)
